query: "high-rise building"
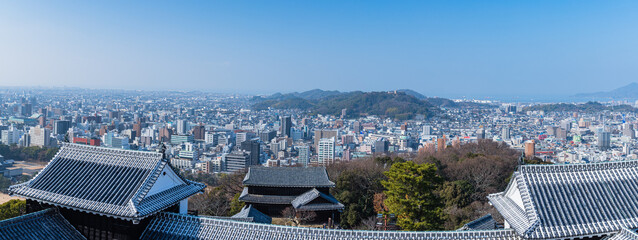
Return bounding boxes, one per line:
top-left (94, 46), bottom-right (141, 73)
top-left (240, 140), bottom-right (261, 165)
top-left (525, 140), bottom-right (535, 159)
top-left (623, 123), bottom-right (635, 139)
top-left (343, 148), bottom-right (351, 161)
top-left (624, 143), bottom-right (632, 155)
top-left (108, 111), bottom-right (120, 120)
top-left (269, 141), bottom-right (280, 156)
top-left (54, 120), bottom-right (71, 135)
top-left (560, 120), bottom-right (572, 132)
top-left (341, 135), bottom-right (354, 145)
top-left (314, 130), bottom-right (338, 151)
top-left (99, 125), bottom-right (109, 136)
top-left (556, 128), bottom-right (568, 141)
top-left (1, 129), bottom-right (20, 145)
top-left (192, 125), bottom-right (206, 140)
top-left (476, 128), bottom-right (486, 139)
top-left (38, 107), bottom-right (47, 117)
top-left (176, 119), bottom-right (187, 135)
top-left (132, 123), bottom-right (142, 138)
top-left (374, 138), bottom-right (388, 153)
top-left (236, 132), bottom-right (248, 145)
top-left (19, 103), bottom-right (32, 116)
top-left (423, 125), bottom-right (432, 136)
top-left (225, 151), bottom-right (251, 173)
top-left (205, 131), bottom-right (218, 145)
top-left (38, 116), bottom-right (46, 127)
top-left (259, 130), bottom-right (277, 143)
top-left (280, 116), bottom-right (292, 137)
top-left (317, 137), bottom-right (335, 166)
top-left (353, 121), bottom-right (361, 133)
top-left (297, 145), bottom-right (310, 167)
top-left (29, 126), bottom-right (51, 147)
top-left (598, 131), bottom-right (611, 150)
top-left (159, 127), bottom-right (173, 143)
top-left (501, 126), bottom-right (511, 140)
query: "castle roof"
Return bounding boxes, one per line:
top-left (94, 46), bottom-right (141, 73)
top-left (8, 144), bottom-right (205, 222)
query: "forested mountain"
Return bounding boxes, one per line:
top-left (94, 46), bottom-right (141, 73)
top-left (252, 90), bottom-right (437, 120)
top-left (252, 89), bottom-right (494, 119)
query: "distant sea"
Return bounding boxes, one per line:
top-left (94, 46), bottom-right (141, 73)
top-left (444, 94), bottom-right (637, 104)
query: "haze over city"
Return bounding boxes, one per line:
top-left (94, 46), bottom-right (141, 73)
top-left (4, 2), bottom-right (638, 240)
top-left (2, 1), bottom-right (638, 98)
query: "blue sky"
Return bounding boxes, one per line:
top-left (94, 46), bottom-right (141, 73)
top-left (1, 1), bottom-right (637, 97)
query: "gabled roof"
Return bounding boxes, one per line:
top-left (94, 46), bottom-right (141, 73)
top-left (291, 188), bottom-right (344, 211)
top-left (140, 212), bottom-right (522, 240)
top-left (0, 208), bottom-right (85, 240)
top-left (243, 167), bottom-right (335, 188)
top-left (231, 204), bottom-right (272, 224)
top-left (8, 144), bottom-right (205, 221)
top-left (488, 160), bottom-right (638, 239)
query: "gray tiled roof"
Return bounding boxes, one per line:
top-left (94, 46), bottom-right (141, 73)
top-left (231, 205), bottom-right (272, 224)
top-left (8, 143), bottom-right (205, 221)
top-left (489, 160), bottom-right (638, 239)
top-left (291, 188), bottom-right (344, 211)
top-left (239, 187), bottom-right (297, 204)
top-left (458, 214), bottom-right (497, 230)
top-left (243, 167), bottom-right (335, 187)
top-left (0, 208), bottom-right (85, 240)
top-left (606, 227), bottom-right (638, 240)
top-left (140, 212), bottom-right (522, 240)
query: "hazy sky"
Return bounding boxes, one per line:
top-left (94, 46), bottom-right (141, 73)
top-left (1, 1), bottom-right (638, 97)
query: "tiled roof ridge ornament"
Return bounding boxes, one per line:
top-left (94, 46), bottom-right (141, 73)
top-left (158, 143), bottom-right (167, 160)
top-left (517, 151), bottom-right (525, 169)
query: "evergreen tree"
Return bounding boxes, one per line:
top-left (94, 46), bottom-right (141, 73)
top-left (0, 200), bottom-right (25, 221)
top-left (381, 161), bottom-right (445, 230)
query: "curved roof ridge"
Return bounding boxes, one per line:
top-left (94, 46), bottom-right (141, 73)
top-left (141, 212), bottom-right (522, 240)
top-left (519, 159), bottom-right (638, 173)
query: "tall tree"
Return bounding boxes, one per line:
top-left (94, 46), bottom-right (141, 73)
top-left (328, 157), bottom-right (387, 229)
top-left (381, 161), bottom-right (445, 230)
top-left (0, 200), bottom-right (25, 221)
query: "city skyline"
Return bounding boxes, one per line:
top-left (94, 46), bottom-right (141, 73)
top-left (4, 2), bottom-right (638, 239)
top-left (2, 1), bottom-right (638, 97)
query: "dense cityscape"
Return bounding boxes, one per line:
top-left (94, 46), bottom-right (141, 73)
top-left (1, 87), bottom-right (637, 173)
top-left (2, 86), bottom-right (638, 239)
top-left (4, 1), bottom-right (638, 240)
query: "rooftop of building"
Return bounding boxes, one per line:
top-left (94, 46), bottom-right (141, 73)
top-left (488, 159), bottom-right (638, 239)
top-left (243, 166), bottom-right (335, 188)
top-left (0, 208), bottom-right (86, 240)
top-left (8, 143), bottom-right (205, 222)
